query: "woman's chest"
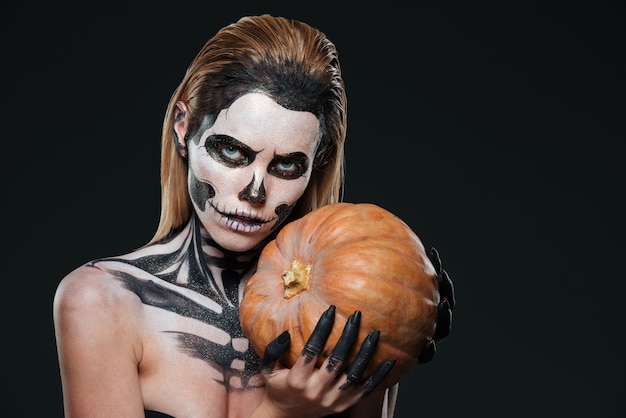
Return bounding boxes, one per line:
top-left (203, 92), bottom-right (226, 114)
top-left (139, 298), bottom-right (263, 386)
top-left (100, 255), bottom-right (261, 379)
top-left (138, 306), bottom-right (265, 417)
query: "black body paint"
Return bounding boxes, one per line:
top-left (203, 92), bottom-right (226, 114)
top-left (90, 217), bottom-right (264, 388)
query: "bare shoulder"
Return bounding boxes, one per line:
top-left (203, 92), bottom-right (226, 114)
top-left (53, 257), bottom-right (145, 360)
top-left (54, 259), bottom-right (142, 318)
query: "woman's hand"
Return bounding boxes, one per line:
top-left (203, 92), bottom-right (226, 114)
top-left (251, 305), bottom-right (395, 418)
top-left (417, 246), bottom-right (456, 363)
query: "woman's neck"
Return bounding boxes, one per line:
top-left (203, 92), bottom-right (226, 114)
top-left (190, 214), bottom-right (268, 274)
top-left (113, 214), bottom-right (270, 306)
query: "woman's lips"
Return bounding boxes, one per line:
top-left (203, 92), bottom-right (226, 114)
top-left (209, 202), bottom-right (272, 232)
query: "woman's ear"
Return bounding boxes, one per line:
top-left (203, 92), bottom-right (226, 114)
top-left (173, 101), bottom-right (189, 158)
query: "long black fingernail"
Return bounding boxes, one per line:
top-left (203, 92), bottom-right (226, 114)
top-left (418, 339), bottom-right (436, 363)
top-left (260, 330), bottom-right (291, 372)
top-left (428, 247), bottom-right (442, 273)
top-left (344, 330), bottom-right (380, 383)
top-left (276, 330), bottom-right (290, 345)
top-left (301, 305), bottom-right (336, 364)
top-left (438, 270), bottom-right (455, 309)
top-left (326, 311), bottom-right (362, 372)
top-left (433, 298), bottom-right (452, 340)
top-left (362, 359), bottom-right (396, 396)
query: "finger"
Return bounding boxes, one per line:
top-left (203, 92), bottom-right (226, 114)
top-left (301, 305), bottom-right (336, 365)
top-left (429, 247), bottom-right (456, 310)
top-left (428, 247), bottom-right (442, 274)
top-left (341, 330), bottom-right (380, 388)
top-left (438, 270), bottom-right (456, 309)
top-left (361, 359), bottom-right (396, 396)
top-left (433, 298), bottom-right (452, 340)
top-left (418, 339), bottom-right (436, 363)
top-left (260, 330), bottom-right (291, 373)
top-left (325, 310), bottom-right (361, 373)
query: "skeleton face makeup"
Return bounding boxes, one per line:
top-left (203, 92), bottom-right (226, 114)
top-left (185, 93), bottom-right (320, 252)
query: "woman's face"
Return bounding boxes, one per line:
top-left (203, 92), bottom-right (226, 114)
top-left (186, 93), bottom-right (320, 252)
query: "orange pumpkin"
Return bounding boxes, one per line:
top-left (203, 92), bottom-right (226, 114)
top-left (240, 202), bottom-right (440, 389)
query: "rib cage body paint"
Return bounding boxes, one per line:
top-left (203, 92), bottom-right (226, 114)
top-left (89, 216), bottom-right (269, 388)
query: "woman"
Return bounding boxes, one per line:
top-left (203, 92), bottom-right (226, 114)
top-left (53, 14), bottom-right (455, 418)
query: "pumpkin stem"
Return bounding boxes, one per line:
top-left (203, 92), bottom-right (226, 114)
top-left (282, 259), bottom-right (311, 299)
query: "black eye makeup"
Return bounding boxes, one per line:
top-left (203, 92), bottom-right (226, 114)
top-left (268, 152), bottom-right (309, 179)
top-left (204, 134), bottom-right (310, 179)
top-left (205, 134), bottom-right (257, 168)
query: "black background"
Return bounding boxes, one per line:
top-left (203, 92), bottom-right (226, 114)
top-left (2, 1), bottom-right (625, 417)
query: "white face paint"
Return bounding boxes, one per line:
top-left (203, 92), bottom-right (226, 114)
top-left (186, 93), bottom-right (320, 252)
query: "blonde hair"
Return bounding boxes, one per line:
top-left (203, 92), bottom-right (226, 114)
top-left (150, 15), bottom-right (347, 244)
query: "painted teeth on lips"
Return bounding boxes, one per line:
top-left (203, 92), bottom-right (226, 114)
top-left (222, 207), bottom-right (270, 225)
top-left (230, 213), bottom-right (264, 225)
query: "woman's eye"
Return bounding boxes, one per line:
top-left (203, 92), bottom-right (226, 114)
top-left (269, 153), bottom-right (309, 179)
top-left (222, 146), bottom-right (243, 161)
top-left (205, 135), bottom-right (254, 168)
top-left (278, 160), bottom-right (295, 171)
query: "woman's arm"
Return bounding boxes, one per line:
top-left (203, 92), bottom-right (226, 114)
top-left (53, 266), bottom-right (145, 417)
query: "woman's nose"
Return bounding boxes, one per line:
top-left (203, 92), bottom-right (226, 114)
top-left (238, 173), bottom-right (266, 204)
